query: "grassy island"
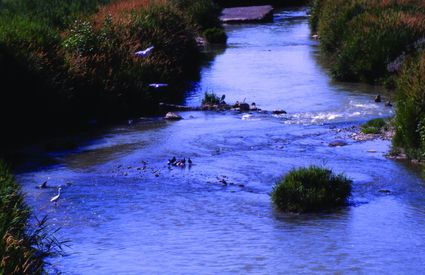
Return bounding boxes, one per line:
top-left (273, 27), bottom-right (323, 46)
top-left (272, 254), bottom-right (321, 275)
top-left (271, 166), bottom-right (352, 213)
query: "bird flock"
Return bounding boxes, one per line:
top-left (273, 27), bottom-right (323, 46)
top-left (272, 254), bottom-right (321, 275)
top-left (168, 157), bottom-right (192, 167)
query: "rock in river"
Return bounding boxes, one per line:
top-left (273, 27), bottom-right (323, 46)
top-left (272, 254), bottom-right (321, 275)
top-left (272, 109), bottom-right (287, 115)
top-left (164, 112), bottom-right (182, 120)
top-left (239, 103), bottom-right (250, 112)
top-left (329, 140), bottom-right (348, 147)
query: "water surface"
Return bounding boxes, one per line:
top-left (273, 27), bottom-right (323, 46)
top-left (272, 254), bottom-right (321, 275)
top-left (16, 8), bottom-right (425, 274)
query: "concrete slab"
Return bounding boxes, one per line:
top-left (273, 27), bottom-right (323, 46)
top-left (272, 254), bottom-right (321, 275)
top-left (220, 5), bottom-right (274, 23)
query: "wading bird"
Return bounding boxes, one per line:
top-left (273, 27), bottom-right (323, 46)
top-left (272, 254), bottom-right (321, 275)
top-left (50, 187), bottom-right (62, 205)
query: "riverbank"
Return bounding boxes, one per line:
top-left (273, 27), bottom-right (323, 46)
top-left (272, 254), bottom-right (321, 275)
top-left (310, 0), bottom-right (425, 161)
top-left (0, 161), bottom-right (62, 274)
top-left (0, 0), bottom-right (224, 148)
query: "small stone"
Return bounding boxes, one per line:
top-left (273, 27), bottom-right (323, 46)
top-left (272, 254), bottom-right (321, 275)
top-left (329, 140), bottom-right (348, 147)
top-left (165, 112), bottom-right (183, 120)
top-left (272, 109), bottom-right (287, 115)
top-left (239, 103), bottom-right (250, 112)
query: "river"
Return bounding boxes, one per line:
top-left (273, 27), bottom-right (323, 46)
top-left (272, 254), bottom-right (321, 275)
top-left (16, 7), bottom-right (425, 274)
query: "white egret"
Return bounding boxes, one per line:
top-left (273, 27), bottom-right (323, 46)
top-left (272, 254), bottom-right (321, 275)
top-left (50, 187), bottom-right (62, 204)
top-left (135, 46), bottom-right (154, 57)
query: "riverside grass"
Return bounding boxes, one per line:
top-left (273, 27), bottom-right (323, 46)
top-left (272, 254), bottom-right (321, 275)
top-left (311, 0), bottom-right (425, 160)
top-left (271, 166), bottom-right (352, 213)
top-left (0, 161), bottom-right (63, 274)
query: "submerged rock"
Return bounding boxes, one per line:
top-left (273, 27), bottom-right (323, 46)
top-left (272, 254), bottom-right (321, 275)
top-left (272, 109), bottom-right (287, 115)
top-left (164, 112), bottom-right (182, 120)
top-left (329, 140), bottom-right (348, 147)
top-left (239, 103), bottom-right (250, 112)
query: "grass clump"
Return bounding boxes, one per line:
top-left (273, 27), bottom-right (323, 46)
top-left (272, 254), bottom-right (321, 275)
top-left (361, 118), bottom-right (388, 134)
top-left (202, 91), bottom-right (222, 105)
top-left (271, 166), bottom-right (352, 213)
top-left (203, 28), bottom-right (228, 44)
top-left (0, 161), bottom-right (63, 274)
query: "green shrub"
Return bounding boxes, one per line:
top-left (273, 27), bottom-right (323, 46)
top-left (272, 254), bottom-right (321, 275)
top-left (393, 50), bottom-right (425, 159)
top-left (361, 118), bottom-right (388, 134)
top-left (202, 91), bottom-right (222, 105)
top-left (271, 166), bottom-right (352, 213)
top-left (309, 0), bottom-right (324, 33)
top-left (316, 0), bottom-right (364, 53)
top-left (203, 28), bottom-right (227, 44)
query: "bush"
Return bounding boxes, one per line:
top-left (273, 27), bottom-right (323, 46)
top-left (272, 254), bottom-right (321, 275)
top-left (203, 28), bottom-right (228, 44)
top-left (393, 50), bottom-right (425, 159)
top-left (202, 91), bottom-right (222, 105)
top-left (271, 166), bottom-right (352, 213)
top-left (361, 118), bottom-right (388, 134)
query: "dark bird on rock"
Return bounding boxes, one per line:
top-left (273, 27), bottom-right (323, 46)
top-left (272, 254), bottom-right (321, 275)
top-left (168, 156), bottom-right (176, 165)
top-left (375, 95), bottom-right (382, 103)
top-left (37, 181), bottom-right (48, 189)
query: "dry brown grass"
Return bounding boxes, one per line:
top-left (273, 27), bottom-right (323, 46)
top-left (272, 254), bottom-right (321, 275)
top-left (92, 0), bottom-right (168, 27)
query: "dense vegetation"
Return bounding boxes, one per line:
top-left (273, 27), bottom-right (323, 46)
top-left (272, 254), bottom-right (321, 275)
top-left (393, 51), bottom-right (425, 159)
top-left (215, 0), bottom-right (307, 7)
top-left (271, 166), bottom-right (352, 213)
top-left (0, 0), bottom-right (224, 146)
top-left (361, 118), bottom-right (389, 135)
top-left (0, 161), bottom-right (62, 274)
top-left (311, 0), bottom-right (425, 160)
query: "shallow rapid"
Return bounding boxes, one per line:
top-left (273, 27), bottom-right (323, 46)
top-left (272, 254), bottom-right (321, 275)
top-left (16, 8), bottom-right (425, 274)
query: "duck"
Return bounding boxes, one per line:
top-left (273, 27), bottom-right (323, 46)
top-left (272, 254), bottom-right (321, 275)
top-left (168, 156), bottom-right (176, 165)
top-left (375, 95), bottom-right (382, 103)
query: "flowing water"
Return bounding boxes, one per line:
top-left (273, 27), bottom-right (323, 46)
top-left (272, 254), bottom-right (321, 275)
top-left (16, 8), bottom-right (425, 274)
